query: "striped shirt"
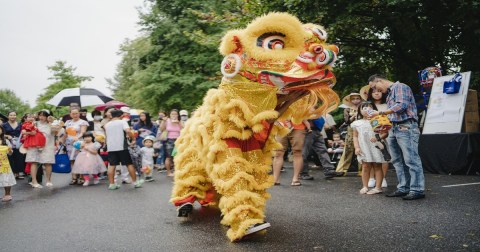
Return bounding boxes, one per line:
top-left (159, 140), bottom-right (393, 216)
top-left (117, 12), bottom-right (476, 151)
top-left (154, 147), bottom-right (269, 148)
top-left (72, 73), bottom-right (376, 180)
top-left (386, 82), bottom-right (418, 123)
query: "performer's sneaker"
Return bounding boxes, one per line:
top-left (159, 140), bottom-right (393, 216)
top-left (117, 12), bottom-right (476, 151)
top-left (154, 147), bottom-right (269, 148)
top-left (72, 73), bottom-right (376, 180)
top-left (244, 222), bottom-right (271, 236)
top-left (177, 202), bottom-right (193, 217)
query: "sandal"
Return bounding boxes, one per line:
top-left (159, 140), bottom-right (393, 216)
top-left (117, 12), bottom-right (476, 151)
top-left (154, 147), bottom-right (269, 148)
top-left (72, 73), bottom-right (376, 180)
top-left (291, 181), bottom-right (302, 186)
top-left (359, 187), bottom-right (369, 194)
top-left (2, 195), bottom-right (12, 202)
top-left (274, 182), bottom-right (281, 186)
top-left (366, 188), bottom-right (383, 195)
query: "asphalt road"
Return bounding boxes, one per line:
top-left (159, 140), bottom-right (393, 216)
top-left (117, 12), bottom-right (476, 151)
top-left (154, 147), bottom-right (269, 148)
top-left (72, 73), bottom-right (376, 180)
top-left (1, 165), bottom-right (480, 252)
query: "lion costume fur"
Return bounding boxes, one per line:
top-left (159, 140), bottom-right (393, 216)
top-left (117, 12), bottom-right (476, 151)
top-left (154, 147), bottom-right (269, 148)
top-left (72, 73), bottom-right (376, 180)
top-left (170, 12), bottom-right (340, 241)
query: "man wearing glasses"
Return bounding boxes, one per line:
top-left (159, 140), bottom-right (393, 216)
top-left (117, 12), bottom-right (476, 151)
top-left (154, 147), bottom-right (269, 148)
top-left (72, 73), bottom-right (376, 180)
top-left (367, 74), bottom-right (425, 200)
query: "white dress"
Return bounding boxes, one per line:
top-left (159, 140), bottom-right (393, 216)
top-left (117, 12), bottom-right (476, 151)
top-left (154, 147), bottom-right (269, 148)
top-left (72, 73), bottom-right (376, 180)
top-left (25, 121), bottom-right (56, 164)
top-left (351, 119), bottom-right (384, 163)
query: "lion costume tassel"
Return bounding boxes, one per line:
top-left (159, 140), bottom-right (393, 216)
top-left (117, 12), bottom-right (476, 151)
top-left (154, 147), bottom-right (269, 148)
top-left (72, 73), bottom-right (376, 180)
top-left (170, 13), bottom-right (340, 241)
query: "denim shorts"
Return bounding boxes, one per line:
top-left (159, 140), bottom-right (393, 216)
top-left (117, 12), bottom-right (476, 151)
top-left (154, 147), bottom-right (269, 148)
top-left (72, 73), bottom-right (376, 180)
top-left (165, 139), bottom-right (176, 157)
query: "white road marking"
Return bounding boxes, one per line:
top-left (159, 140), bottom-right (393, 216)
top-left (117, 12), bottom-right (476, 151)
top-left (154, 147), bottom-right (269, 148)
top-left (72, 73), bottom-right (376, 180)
top-left (442, 182), bottom-right (480, 188)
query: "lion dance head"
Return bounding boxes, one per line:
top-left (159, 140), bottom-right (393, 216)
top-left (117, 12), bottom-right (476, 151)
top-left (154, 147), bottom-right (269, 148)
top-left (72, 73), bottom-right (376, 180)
top-left (219, 13), bottom-right (340, 121)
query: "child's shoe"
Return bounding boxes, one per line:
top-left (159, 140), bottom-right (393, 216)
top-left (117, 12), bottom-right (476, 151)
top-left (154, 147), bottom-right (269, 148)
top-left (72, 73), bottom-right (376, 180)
top-left (83, 180), bottom-right (90, 187)
top-left (93, 178), bottom-right (100, 185)
top-left (108, 184), bottom-right (120, 190)
top-left (1, 195), bottom-right (12, 202)
top-left (359, 187), bottom-right (369, 194)
top-left (366, 187), bottom-right (383, 195)
top-left (368, 178), bottom-right (375, 188)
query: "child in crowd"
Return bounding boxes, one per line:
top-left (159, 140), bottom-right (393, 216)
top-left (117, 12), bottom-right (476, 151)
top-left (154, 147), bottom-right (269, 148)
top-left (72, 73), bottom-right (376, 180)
top-left (0, 125), bottom-right (16, 202)
top-left (95, 133), bottom-right (108, 180)
top-left (362, 86), bottom-right (390, 188)
top-left (21, 113), bottom-right (46, 150)
top-left (352, 101), bottom-right (388, 195)
top-left (127, 137), bottom-right (142, 178)
top-left (327, 133), bottom-right (345, 154)
top-left (72, 132), bottom-right (106, 186)
top-left (141, 135), bottom-right (156, 182)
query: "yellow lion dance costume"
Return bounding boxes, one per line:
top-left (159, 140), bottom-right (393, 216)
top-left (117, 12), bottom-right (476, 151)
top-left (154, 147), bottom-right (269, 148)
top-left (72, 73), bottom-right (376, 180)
top-left (171, 13), bottom-right (340, 241)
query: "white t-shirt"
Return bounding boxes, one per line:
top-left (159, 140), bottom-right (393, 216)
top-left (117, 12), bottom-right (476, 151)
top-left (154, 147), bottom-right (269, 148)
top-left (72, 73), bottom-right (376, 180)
top-left (105, 119), bottom-right (130, 152)
top-left (140, 146), bottom-right (154, 167)
top-left (321, 114), bottom-right (336, 138)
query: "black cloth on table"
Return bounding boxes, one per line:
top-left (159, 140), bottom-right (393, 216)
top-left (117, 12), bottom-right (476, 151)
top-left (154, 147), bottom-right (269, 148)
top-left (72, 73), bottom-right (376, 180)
top-left (419, 133), bottom-right (480, 175)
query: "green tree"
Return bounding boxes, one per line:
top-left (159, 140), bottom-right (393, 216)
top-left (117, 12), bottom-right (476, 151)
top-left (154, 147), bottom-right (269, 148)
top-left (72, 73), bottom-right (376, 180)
top-left (0, 89), bottom-right (30, 118)
top-left (113, 0), bottom-right (480, 117)
top-left (235, 0), bottom-right (480, 95)
top-left (111, 0), bottom-right (235, 113)
top-left (35, 61), bottom-right (93, 114)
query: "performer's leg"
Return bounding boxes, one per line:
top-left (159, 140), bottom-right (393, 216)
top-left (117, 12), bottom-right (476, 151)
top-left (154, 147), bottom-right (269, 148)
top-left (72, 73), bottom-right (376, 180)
top-left (211, 144), bottom-right (273, 241)
top-left (170, 129), bottom-right (213, 208)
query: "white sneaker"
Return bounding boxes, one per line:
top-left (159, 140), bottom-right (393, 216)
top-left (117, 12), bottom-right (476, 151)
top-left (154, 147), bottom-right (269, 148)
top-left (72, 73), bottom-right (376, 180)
top-left (368, 178), bottom-right (376, 188)
top-left (83, 180), bottom-right (90, 187)
top-left (382, 178), bottom-right (387, 188)
top-left (93, 178), bottom-right (100, 185)
top-left (133, 179), bottom-right (144, 188)
top-left (31, 183), bottom-right (43, 188)
top-left (45, 182), bottom-right (53, 187)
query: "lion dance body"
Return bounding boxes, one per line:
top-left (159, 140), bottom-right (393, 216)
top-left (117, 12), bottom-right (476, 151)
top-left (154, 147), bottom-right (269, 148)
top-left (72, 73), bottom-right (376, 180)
top-left (170, 13), bottom-right (340, 241)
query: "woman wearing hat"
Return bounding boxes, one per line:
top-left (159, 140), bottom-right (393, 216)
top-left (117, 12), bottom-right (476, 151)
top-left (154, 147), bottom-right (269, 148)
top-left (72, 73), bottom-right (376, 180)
top-left (335, 92), bottom-right (364, 175)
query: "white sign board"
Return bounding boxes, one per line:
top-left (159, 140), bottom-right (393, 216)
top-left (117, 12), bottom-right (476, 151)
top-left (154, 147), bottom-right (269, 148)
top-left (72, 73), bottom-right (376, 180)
top-left (423, 71), bottom-right (471, 134)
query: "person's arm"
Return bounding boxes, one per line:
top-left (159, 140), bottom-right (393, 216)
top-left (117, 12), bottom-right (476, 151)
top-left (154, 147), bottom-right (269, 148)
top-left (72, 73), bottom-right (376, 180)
top-left (303, 120), bottom-right (312, 132)
top-left (353, 128), bottom-right (362, 156)
top-left (123, 121), bottom-right (134, 139)
top-left (379, 132), bottom-right (388, 140)
top-left (76, 125), bottom-right (87, 141)
top-left (343, 108), bottom-right (351, 123)
top-left (160, 119), bottom-right (167, 132)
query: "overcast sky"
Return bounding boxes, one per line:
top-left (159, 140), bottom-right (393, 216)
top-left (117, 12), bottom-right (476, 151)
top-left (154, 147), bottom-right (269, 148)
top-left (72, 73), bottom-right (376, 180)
top-left (0, 0), bottom-right (146, 107)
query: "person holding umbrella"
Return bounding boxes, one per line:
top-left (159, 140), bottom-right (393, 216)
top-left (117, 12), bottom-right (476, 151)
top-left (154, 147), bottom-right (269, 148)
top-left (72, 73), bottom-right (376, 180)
top-left (63, 109), bottom-right (89, 185)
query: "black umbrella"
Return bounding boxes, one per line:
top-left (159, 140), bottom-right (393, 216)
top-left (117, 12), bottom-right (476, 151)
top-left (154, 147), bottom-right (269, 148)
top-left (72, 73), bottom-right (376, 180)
top-left (46, 88), bottom-right (113, 107)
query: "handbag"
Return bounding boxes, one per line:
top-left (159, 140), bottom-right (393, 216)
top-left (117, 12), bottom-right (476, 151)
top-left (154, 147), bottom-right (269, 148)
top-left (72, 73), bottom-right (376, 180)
top-left (159, 131), bottom-right (168, 142)
top-left (443, 73), bottom-right (462, 94)
top-left (52, 145), bottom-right (71, 173)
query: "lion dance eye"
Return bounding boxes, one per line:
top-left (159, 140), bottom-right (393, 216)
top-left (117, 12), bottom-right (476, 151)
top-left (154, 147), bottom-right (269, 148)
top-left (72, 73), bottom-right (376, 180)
top-left (257, 33), bottom-right (286, 50)
top-left (315, 47), bottom-right (336, 66)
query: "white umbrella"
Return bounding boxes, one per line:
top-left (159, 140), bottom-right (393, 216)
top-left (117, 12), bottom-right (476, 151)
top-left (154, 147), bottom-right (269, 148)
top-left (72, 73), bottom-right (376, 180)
top-left (47, 88), bottom-right (113, 107)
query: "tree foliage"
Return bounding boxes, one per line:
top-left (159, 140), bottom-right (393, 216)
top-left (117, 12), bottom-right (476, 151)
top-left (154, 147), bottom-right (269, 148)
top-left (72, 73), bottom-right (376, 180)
top-left (0, 89), bottom-right (31, 118)
top-left (112, 0), bottom-right (480, 115)
top-left (35, 61), bottom-right (93, 115)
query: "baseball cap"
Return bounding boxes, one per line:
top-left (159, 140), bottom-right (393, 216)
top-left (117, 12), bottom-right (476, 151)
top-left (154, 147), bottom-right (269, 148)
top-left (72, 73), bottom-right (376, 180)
top-left (179, 110), bottom-right (188, 116)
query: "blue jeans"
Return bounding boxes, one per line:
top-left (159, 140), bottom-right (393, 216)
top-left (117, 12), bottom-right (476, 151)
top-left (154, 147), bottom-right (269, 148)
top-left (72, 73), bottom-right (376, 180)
top-left (387, 120), bottom-right (425, 194)
top-left (155, 142), bottom-right (166, 165)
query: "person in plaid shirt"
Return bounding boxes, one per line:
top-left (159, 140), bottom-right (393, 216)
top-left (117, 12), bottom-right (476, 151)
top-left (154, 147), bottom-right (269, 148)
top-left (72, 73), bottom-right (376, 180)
top-left (368, 74), bottom-right (425, 200)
